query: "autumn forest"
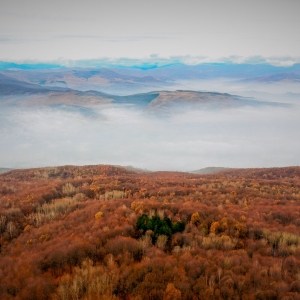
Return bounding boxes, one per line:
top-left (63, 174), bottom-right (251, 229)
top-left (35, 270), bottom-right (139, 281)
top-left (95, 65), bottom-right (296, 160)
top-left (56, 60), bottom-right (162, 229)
top-left (1, 165), bottom-right (300, 299)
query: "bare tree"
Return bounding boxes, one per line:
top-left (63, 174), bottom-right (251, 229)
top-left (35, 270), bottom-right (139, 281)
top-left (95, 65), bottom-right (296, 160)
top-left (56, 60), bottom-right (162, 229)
top-left (217, 267), bottom-right (223, 288)
top-left (6, 221), bottom-right (17, 239)
top-left (0, 215), bottom-right (7, 240)
top-left (156, 235), bottom-right (168, 250)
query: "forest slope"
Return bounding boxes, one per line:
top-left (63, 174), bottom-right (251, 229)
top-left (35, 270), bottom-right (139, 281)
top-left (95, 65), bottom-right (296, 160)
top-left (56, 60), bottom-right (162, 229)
top-left (1, 165), bottom-right (300, 299)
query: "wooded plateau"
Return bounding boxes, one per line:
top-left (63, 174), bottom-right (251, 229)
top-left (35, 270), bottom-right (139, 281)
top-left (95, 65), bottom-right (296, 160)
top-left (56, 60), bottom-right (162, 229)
top-left (1, 165), bottom-right (300, 299)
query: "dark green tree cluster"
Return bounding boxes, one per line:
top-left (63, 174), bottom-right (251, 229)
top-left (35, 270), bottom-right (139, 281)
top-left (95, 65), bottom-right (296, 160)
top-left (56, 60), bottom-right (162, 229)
top-left (136, 214), bottom-right (185, 242)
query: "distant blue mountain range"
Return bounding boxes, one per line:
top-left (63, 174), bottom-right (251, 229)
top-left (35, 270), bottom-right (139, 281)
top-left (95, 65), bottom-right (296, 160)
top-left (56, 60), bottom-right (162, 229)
top-left (0, 61), bottom-right (64, 70)
top-left (1, 60), bottom-right (300, 79)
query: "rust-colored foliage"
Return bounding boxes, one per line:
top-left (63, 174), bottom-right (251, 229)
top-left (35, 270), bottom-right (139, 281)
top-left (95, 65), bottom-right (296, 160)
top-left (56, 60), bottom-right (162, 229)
top-left (1, 165), bottom-right (300, 299)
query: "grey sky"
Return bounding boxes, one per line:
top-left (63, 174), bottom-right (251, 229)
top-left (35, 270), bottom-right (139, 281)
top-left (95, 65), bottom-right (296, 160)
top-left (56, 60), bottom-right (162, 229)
top-left (1, 0), bottom-right (299, 61)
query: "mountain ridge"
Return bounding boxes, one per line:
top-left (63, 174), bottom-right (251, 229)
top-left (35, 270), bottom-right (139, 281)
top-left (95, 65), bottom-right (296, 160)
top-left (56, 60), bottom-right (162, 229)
top-left (0, 73), bottom-right (289, 111)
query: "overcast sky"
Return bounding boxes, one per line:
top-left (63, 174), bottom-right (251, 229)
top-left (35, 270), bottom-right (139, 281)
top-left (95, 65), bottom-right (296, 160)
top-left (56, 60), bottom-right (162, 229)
top-left (1, 0), bottom-right (300, 63)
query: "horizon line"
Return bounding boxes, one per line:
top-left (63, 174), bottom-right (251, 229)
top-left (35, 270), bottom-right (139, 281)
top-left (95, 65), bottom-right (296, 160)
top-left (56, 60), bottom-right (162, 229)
top-left (1, 55), bottom-right (300, 70)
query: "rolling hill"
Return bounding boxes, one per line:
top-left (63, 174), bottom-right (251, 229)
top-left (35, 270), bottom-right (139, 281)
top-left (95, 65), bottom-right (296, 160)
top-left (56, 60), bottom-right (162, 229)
top-left (190, 167), bottom-right (232, 175)
top-left (0, 168), bottom-right (13, 174)
top-left (0, 73), bottom-right (288, 112)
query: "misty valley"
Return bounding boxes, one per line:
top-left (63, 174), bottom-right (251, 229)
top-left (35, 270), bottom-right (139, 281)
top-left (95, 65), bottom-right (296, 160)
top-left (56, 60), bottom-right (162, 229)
top-left (0, 63), bottom-right (300, 171)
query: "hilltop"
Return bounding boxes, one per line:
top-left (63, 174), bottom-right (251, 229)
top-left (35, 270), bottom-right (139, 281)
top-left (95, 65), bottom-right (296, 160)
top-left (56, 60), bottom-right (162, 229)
top-left (190, 167), bottom-right (232, 175)
top-left (0, 168), bottom-right (12, 174)
top-left (0, 73), bottom-right (287, 112)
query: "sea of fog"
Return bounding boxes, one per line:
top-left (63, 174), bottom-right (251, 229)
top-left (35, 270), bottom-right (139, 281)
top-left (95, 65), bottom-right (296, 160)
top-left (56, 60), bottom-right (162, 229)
top-left (1, 92), bottom-right (300, 171)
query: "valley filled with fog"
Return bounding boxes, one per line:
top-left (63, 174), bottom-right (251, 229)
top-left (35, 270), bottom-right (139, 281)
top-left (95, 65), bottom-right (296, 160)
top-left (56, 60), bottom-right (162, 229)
top-left (0, 64), bottom-right (300, 171)
top-left (0, 89), bottom-right (299, 171)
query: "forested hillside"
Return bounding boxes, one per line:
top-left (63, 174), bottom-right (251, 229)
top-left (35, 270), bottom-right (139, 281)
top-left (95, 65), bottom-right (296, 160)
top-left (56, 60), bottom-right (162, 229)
top-left (1, 165), bottom-right (300, 299)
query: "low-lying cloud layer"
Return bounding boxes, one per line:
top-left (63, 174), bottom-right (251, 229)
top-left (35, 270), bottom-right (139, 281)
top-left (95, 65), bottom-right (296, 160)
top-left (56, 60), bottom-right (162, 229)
top-left (1, 97), bottom-right (299, 171)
